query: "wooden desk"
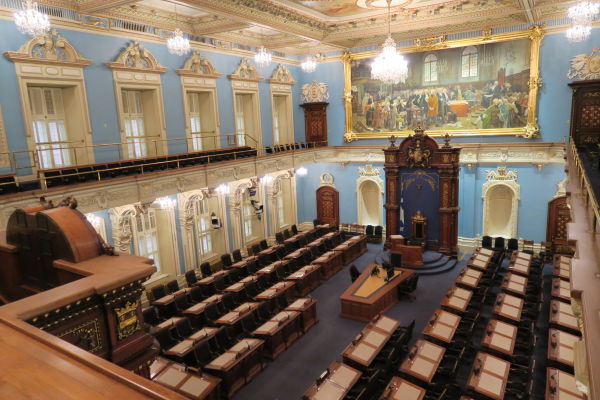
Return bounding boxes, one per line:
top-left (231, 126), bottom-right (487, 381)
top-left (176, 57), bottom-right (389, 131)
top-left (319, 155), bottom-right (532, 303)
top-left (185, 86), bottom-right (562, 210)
top-left (231, 256), bottom-right (257, 270)
top-left (342, 327), bottom-right (391, 369)
top-left (340, 265), bottom-right (414, 322)
top-left (204, 338), bottom-right (265, 398)
top-left (467, 352), bottom-right (510, 400)
top-left (284, 248), bottom-right (308, 263)
top-left (440, 286), bottom-right (473, 314)
top-left (255, 260), bottom-right (286, 282)
top-left (400, 340), bottom-right (445, 384)
top-left (481, 320), bottom-right (517, 356)
top-left (197, 270), bottom-right (229, 287)
top-left (253, 310), bottom-right (301, 360)
top-left (501, 273), bottom-right (528, 297)
top-left (303, 361), bottom-right (362, 400)
top-left (455, 267), bottom-right (482, 290)
top-left (512, 251), bottom-right (532, 261)
top-left (548, 328), bottom-right (579, 368)
top-left (153, 362), bottom-right (221, 400)
top-left (549, 300), bottom-right (580, 333)
top-left (389, 235), bottom-right (405, 253)
top-left (552, 278), bottom-right (572, 303)
top-left (493, 293), bottom-right (523, 323)
top-left (312, 250), bottom-right (343, 280)
top-left (478, 248), bottom-right (494, 256)
top-left (546, 368), bottom-right (586, 400)
top-left (333, 235), bottom-right (368, 266)
top-left (286, 297), bottom-right (318, 333)
top-left (394, 244), bottom-right (424, 267)
top-left (156, 316), bottom-right (184, 330)
top-left (164, 327), bottom-right (220, 364)
top-left (286, 264), bottom-right (322, 296)
top-left (553, 264), bottom-right (571, 281)
top-left (379, 377), bottom-right (426, 400)
top-left (422, 309), bottom-right (461, 344)
top-left (214, 302), bottom-right (260, 337)
top-left (508, 260), bottom-right (530, 277)
top-left (271, 310), bottom-right (301, 346)
top-left (201, 294), bottom-right (224, 305)
top-left (468, 257), bottom-right (490, 271)
top-left (370, 315), bottom-right (401, 335)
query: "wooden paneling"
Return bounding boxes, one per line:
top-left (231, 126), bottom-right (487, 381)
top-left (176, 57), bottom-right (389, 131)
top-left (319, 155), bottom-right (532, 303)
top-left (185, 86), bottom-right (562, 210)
top-left (569, 79), bottom-right (600, 147)
top-left (547, 196), bottom-right (571, 243)
top-left (300, 102), bottom-right (328, 145)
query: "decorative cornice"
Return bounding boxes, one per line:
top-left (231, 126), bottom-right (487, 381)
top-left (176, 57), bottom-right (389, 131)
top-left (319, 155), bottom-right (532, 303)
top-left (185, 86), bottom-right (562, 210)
top-left (228, 57), bottom-right (262, 82)
top-left (4, 29), bottom-right (92, 68)
top-left (269, 64), bottom-right (295, 85)
top-left (176, 51), bottom-right (221, 78)
top-left (105, 40), bottom-right (167, 73)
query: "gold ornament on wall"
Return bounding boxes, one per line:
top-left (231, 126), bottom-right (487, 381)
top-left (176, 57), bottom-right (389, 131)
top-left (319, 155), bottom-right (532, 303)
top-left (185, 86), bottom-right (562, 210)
top-left (114, 300), bottom-right (141, 340)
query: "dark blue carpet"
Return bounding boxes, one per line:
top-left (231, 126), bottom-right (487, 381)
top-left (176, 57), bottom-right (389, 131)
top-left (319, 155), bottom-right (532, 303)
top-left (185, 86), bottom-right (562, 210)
top-left (233, 243), bottom-right (464, 400)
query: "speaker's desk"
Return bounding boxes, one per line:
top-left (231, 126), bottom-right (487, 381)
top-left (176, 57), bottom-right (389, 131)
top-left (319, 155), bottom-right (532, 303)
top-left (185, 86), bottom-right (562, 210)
top-left (340, 264), bottom-right (414, 322)
top-left (394, 244), bottom-right (424, 267)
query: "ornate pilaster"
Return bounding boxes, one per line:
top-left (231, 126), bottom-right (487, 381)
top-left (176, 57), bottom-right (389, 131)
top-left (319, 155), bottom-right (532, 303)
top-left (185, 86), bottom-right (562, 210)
top-left (383, 136), bottom-right (400, 249)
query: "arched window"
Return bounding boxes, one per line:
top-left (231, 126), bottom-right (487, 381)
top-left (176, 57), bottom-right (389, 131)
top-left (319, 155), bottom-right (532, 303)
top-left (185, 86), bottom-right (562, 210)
top-left (423, 54), bottom-right (438, 83)
top-left (461, 46), bottom-right (478, 78)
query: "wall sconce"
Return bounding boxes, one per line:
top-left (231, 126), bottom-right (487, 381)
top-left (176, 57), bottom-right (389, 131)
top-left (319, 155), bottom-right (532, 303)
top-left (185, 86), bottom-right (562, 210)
top-left (215, 184), bottom-right (230, 195)
top-left (155, 196), bottom-right (176, 209)
top-left (296, 166), bottom-right (308, 176)
top-left (534, 162), bottom-right (544, 171)
top-left (466, 163), bottom-right (473, 169)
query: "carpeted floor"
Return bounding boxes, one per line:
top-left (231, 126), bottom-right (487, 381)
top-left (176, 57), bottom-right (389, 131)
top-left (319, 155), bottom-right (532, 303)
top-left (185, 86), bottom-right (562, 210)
top-left (233, 243), bottom-right (463, 400)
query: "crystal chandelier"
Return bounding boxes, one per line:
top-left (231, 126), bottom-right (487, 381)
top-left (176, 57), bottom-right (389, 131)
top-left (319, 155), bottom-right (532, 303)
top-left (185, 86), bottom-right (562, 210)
top-left (13, 0), bottom-right (51, 37)
top-left (370, 0), bottom-right (408, 84)
top-left (167, 28), bottom-right (191, 56)
top-left (254, 46), bottom-right (272, 68)
top-left (301, 55), bottom-right (317, 73)
top-left (566, 1), bottom-right (599, 42)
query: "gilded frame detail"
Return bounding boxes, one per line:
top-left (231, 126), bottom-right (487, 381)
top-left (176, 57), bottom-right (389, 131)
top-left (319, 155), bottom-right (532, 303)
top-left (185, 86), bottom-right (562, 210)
top-left (343, 25), bottom-right (544, 142)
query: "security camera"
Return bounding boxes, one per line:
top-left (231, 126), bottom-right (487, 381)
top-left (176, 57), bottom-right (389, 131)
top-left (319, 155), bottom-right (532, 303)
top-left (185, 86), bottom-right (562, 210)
top-left (211, 212), bottom-right (222, 229)
top-left (250, 200), bottom-right (263, 214)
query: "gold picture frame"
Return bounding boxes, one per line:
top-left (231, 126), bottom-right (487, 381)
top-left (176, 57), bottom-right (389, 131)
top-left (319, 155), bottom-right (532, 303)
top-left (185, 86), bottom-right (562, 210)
top-left (343, 25), bottom-right (544, 142)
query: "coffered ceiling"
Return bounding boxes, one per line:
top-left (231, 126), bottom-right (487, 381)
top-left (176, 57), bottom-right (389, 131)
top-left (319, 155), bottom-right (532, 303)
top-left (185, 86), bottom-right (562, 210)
top-left (49, 0), bottom-right (576, 54)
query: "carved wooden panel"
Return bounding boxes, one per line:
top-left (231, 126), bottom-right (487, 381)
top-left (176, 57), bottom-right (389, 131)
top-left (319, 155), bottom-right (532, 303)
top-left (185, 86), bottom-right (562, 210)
top-left (301, 102), bottom-right (328, 146)
top-left (569, 80), bottom-right (600, 146)
top-left (316, 186), bottom-right (339, 227)
top-left (547, 196), bottom-right (571, 243)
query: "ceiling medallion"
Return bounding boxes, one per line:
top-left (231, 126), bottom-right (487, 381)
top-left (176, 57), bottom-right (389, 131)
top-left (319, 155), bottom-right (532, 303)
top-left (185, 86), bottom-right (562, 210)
top-left (566, 1), bottom-right (599, 42)
top-left (356, 0), bottom-right (409, 9)
top-left (13, 0), bottom-right (51, 37)
top-left (301, 55), bottom-right (317, 73)
top-left (167, 28), bottom-right (191, 56)
top-left (370, 0), bottom-right (408, 84)
top-left (254, 46), bottom-right (272, 68)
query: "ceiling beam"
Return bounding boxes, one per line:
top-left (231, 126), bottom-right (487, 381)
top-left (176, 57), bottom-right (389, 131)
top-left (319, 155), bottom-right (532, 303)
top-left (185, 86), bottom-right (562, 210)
top-left (78, 0), bottom-right (141, 13)
top-left (193, 21), bottom-right (250, 35)
top-left (518, 0), bottom-right (536, 23)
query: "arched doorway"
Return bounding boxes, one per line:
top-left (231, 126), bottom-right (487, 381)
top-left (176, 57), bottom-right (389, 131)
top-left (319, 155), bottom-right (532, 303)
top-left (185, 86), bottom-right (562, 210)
top-left (358, 180), bottom-right (382, 226)
top-left (482, 167), bottom-right (520, 239)
top-left (316, 186), bottom-right (339, 226)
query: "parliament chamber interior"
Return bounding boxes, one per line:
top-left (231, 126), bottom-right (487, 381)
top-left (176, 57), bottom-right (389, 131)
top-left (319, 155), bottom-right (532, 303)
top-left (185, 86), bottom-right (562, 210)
top-left (0, 1), bottom-right (599, 399)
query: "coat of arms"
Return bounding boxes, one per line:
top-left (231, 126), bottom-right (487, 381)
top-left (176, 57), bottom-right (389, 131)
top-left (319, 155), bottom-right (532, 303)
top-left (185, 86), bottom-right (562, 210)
top-left (407, 133), bottom-right (431, 168)
top-left (568, 48), bottom-right (600, 80)
top-left (301, 80), bottom-right (329, 103)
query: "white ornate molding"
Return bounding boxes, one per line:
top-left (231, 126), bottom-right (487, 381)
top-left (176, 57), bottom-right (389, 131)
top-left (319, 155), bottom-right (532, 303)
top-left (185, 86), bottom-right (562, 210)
top-left (176, 51), bottom-right (221, 78)
top-left (109, 205), bottom-right (136, 253)
top-left (319, 172), bottom-right (335, 187)
top-left (4, 30), bottom-right (92, 68)
top-left (0, 107), bottom-right (8, 169)
top-left (482, 167), bottom-right (520, 238)
top-left (567, 48), bottom-right (600, 81)
top-left (358, 164), bottom-right (381, 177)
top-left (106, 41), bottom-right (167, 73)
top-left (459, 144), bottom-right (565, 167)
top-left (269, 64), bottom-right (295, 85)
top-left (301, 80), bottom-right (329, 103)
top-left (554, 178), bottom-right (568, 198)
top-left (228, 57), bottom-right (262, 82)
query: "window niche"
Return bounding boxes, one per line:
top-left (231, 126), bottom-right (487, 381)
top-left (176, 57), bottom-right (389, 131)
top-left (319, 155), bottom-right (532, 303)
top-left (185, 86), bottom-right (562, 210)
top-left (229, 179), bottom-right (266, 249)
top-left (228, 58), bottom-right (263, 149)
top-left (356, 164), bottom-right (384, 226)
top-left (178, 189), bottom-right (228, 269)
top-left (176, 52), bottom-right (221, 152)
top-left (4, 30), bottom-right (93, 172)
top-left (267, 171), bottom-right (297, 234)
top-left (482, 167), bottom-right (520, 238)
top-left (269, 64), bottom-right (295, 145)
top-left (106, 41), bottom-right (168, 160)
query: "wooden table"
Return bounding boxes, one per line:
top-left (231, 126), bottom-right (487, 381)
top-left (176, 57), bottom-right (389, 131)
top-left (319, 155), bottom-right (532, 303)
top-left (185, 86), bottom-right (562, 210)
top-left (546, 368), bottom-right (586, 399)
top-left (302, 361), bottom-right (362, 400)
top-left (481, 319), bottom-right (517, 356)
top-left (204, 338), bottom-right (265, 398)
top-left (549, 300), bottom-right (580, 332)
top-left (493, 293), bottom-right (523, 323)
top-left (552, 278), bottom-right (572, 302)
top-left (270, 310), bottom-right (301, 346)
top-left (342, 327), bottom-right (392, 369)
top-left (423, 309), bottom-right (461, 344)
top-left (340, 265), bottom-right (414, 322)
top-left (548, 328), bottom-right (579, 368)
top-left (467, 352), bottom-right (510, 400)
top-left (455, 267), bottom-right (482, 289)
top-left (286, 264), bottom-right (322, 296)
top-left (253, 310), bottom-right (301, 360)
top-left (379, 377), bottom-right (426, 400)
top-left (333, 235), bottom-right (367, 266)
top-left (285, 297), bottom-right (318, 333)
top-left (400, 340), bottom-right (445, 384)
top-left (153, 362), bottom-right (221, 400)
top-left (501, 272), bottom-right (528, 297)
top-left (440, 286), bottom-right (473, 314)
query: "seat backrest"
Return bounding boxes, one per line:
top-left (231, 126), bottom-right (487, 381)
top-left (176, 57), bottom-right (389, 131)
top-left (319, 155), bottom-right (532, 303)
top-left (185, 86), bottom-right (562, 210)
top-left (221, 254), bottom-right (232, 267)
top-left (142, 307), bottom-right (160, 325)
top-left (374, 226), bottom-right (383, 236)
top-left (313, 219), bottom-right (320, 227)
top-left (283, 229), bottom-right (291, 239)
top-left (200, 262), bottom-right (212, 277)
top-left (260, 239), bottom-right (269, 250)
top-left (166, 280), bottom-right (179, 293)
top-left (507, 238), bottom-right (519, 250)
top-left (252, 244), bottom-right (261, 255)
top-left (241, 313), bottom-right (257, 332)
top-left (185, 270), bottom-right (197, 286)
top-left (154, 327), bottom-right (175, 349)
top-left (350, 265), bottom-right (360, 282)
top-left (365, 225), bottom-right (374, 235)
top-left (205, 303), bottom-right (220, 320)
top-left (151, 285), bottom-right (167, 300)
top-left (482, 235), bottom-right (492, 248)
top-left (190, 286), bottom-right (205, 303)
top-left (291, 224), bottom-right (298, 234)
top-left (232, 249), bottom-right (242, 262)
top-left (275, 232), bottom-right (285, 244)
top-left (222, 293), bottom-right (236, 310)
top-left (175, 318), bottom-right (193, 338)
top-left (494, 236), bottom-right (505, 248)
